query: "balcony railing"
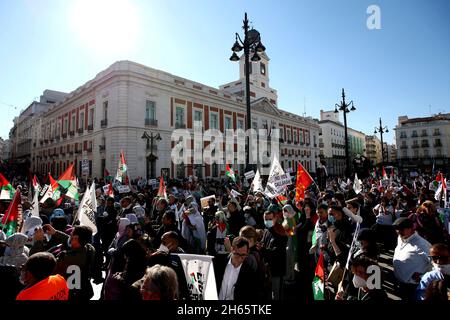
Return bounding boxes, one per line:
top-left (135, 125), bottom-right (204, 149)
top-left (145, 119), bottom-right (158, 126)
top-left (87, 124), bottom-right (94, 131)
top-left (400, 145), bottom-right (408, 149)
top-left (287, 140), bottom-right (292, 144)
top-left (99, 145), bottom-right (106, 152)
top-left (411, 133), bottom-right (418, 138)
top-left (87, 147), bottom-right (92, 153)
top-left (69, 131), bottom-right (75, 136)
top-left (421, 143), bottom-right (429, 148)
top-left (412, 145), bottom-right (420, 149)
top-left (279, 138), bottom-right (284, 143)
top-left (434, 143), bottom-right (442, 147)
top-left (421, 133), bottom-right (428, 137)
top-left (433, 131), bottom-right (441, 136)
top-left (400, 135), bottom-right (407, 139)
top-left (101, 119), bottom-right (108, 128)
top-left (75, 149), bottom-right (81, 154)
top-left (55, 135), bottom-right (60, 141)
top-left (175, 123), bottom-right (186, 129)
top-left (62, 133), bottom-right (67, 139)
top-left (78, 128), bottom-right (84, 134)
top-left (319, 143), bottom-right (324, 148)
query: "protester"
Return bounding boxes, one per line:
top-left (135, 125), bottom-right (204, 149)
top-left (140, 264), bottom-right (179, 300)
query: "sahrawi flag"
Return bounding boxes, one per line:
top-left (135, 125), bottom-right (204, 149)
top-left (435, 173), bottom-right (447, 204)
top-left (225, 164), bottom-right (236, 183)
top-left (32, 175), bottom-right (41, 193)
top-left (103, 182), bottom-right (114, 198)
top-left (39, 173), bottom-right (61, 204)
top-left (382, 166), bottom-right (388, 180)
top-left (0, 172), bottom-right (15, 200)
top-left (251, 169), bottom-right (263, 193)
top-left (58, 163), bottom-right (79, 201)
top-left (157, 176), bottom-right (167, 200)
top-left (0, 189), bottom-right (21, 236)
top-left (178, 254), bottom-right (218, 300)
top-left (295, 162), bottom-right (314, 203)
top-left (115, 150), bottom-right (129, 184)
top-left (353, 173), bottom-right (362, 194)
top-left (312, 251), bottom-right (325, 300)
top-left (74, 183), bottom-right (97, 235)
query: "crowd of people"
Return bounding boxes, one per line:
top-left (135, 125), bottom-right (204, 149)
top-left (0, 166), bottom-right (449, 301)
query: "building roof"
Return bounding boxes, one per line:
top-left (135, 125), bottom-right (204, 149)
top-left (399, 113), bottom-right (450, 125)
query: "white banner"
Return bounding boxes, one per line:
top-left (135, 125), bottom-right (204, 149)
top-left (178, 254), bottom-right (217, 300)
top-left (244, 170), bottom-right (255, 180)
top-left (353, 173), bottom-right (362, 194)
top-left (251, 169), bottom-right (263, 193)
top-left (264, 155), bottom-right (290, 197)
top-left (74, 183), bottom-right (97, 234)
top-left (285, 167), bottom-right (293, 174)
top-left (117, 185), bottom-right (131, 194)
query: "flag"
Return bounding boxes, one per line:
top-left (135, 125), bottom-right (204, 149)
top-left (115, 151), bottom-right (129, 184)
top-left (276, 194), bottom-right (288, 206)
top-left (312, 251), bottom-right (325, 300)
top-left (225, 164), bottom-right (236, 183)
top-left (32, 175), bottom-right (41, 193)
top-left (65, 178), bottom-right (79, 201)
top-left (436, 172), bottom-right (442, 182)
top-left (251, 169), bottom-right (263, 193)
top-left (230, 189), bottom-right (242, 198)
top-left (264, 155), bottom-right (286, 198)
top-left (39, 173), bottom-right (60, 204)
top-left (382, 167), bottom-right (387, 180)
top-left (0, 189), bottom-right (21, 236)
top-left (178, 254), bottom-right (218, 300)
top-left (443, 179), bottom-right (448, 207)
top-left (57, 163), bottom-right (75, 189)
top-left (74, 183), bottom-right (97, 234)
top-left (0, 172), bottom-right (15, 200)
top-left (157, 176), bottom-right (167, 199)
top-left (371, 168), bottom-right (377, 179)
top-left (103, 182), bottom-right (114, 198)
top-left (353, 173), bottom-right (362, 194)
top-left (30, 188), bottom-right (40, 217)
top-left (295, 162), bottom-right (313, 203)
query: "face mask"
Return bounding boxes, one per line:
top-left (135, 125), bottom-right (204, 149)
top-left (328, 215), bottom-right (336, 224)
top-left (432, 262), bottom-right (450, 275)
top-left (158, 244), bottom-right (169, 253)
top-left (264, 220), bottom-right (273, 229)
top-left (352, 275), bottom-right (367, 288)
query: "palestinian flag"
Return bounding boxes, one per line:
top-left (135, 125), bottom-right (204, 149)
top-left (115, 150), bottom-right (129, 184)
top-left (0, 189), bottom-right (21, 236)
top-left (436, 171), bottom-right (441, 182)
top-left (157, 176), bottom-right (167, 199)
top-left (312, 251), bottom-right (325, 300)
top-left (0, 172), bottom-right (15, 200)
top-left (65, 178), bottom-right (79, 202)
top-left (382, 167), bottom-right (388, 180)
top-left (225, 164), bottom-right (236, 183)
top-left (104, 168), bottom-right (113, 182)
top-left (57, 163), bottom-right (75, 189)
top-left (32, 175), bottom-right (41, 193)
top-left (276, 194), bottom-right (288, 206)
top-left (371, 168), bottom-right (377, 179)
top-left (104, 182), bottom-right (114, 198)
top-left (39, 173), bottom-right (61, 204)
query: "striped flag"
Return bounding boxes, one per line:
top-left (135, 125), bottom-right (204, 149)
top-left (312, 251), bottom-right (325, 300)
top-left (225, 164), bottom-right (236, 183)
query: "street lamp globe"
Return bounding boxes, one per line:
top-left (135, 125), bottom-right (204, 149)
top-left (229, 52), bottom-right (240, 61)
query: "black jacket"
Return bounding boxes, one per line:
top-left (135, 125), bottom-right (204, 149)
top-left (260, 227), bottom-right (288, 277)
top-left (213, 253), bottom-right (259, 301)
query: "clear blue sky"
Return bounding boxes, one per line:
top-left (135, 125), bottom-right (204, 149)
top-left (1, 0), bottom-right (449, 144)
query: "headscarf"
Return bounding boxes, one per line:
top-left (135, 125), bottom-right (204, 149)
top-left (125, 213), bottom-right (138, 224)
top-left (22, 216), bottom-right (43, 242)
top-left (117, 218), bottom-right (131, 238)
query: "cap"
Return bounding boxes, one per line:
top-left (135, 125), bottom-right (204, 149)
top-left (392, 217), bottom-right (413, 229)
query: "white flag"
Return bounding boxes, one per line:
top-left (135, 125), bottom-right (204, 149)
top-left (353, 173), bottom-right (362, 194)
top-left (251, 169), bottom-right (263, 193)
top-left (435, 182), bottom-right (443, 201)
top-left (31, 190), bottom-right (40, 217)
top-left (264, 155), bottom-right (286, 198)
top-left (178, 254), bottom-right (217, 300)
top-left (74, 183), bottom-right (98, 235)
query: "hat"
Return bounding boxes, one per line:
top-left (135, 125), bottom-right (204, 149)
top-left (392, 217), bottom-right (413, 229)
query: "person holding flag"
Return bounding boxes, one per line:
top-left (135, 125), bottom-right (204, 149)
top-left (225, 164), bottom-right (236, 183)
top-left (0, 188), bottom-right (21, 236)
top-left (0, 172), bottom-right (15, 200)
top-left (115, 150), bottom-right (129, 185)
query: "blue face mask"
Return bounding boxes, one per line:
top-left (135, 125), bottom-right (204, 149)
top-left (264, 220), bottom-right (274, 229)
top-left (328, 215), bottom-right (336, 224)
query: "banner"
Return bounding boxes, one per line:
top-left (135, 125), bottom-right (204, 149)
top-left (251, 170), bottom-right (263, 193)
top-left (74, 183), bottom-right (97, 234)
top-left (117, 185), bottom-right (131, 194)
top-left (178, 254), bottom-right (217, 300)
top-left (353, 173), bottom-right (362, 194)
top-left (265, 155), bottom-right (290, 198)
top-left (244, 170), bottom-right (255, 180)
top-left (200, 195), bottom-right (216, 209)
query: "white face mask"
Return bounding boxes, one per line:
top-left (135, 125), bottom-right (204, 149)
top-left (352, 274), bottom-right (367, 288)
top-left (432, 262), bottom-right (450, 275)
top-left (158, 244), bottom-right (169, 253)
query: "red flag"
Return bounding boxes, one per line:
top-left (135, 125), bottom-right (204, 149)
top-left (157, 176), bottom-right (167, 199)
top-left (436, 171), bottom-right (441, 182)
top-left (382, 167), bottom-right (387, 179)
top-left (315, 251), bottom-right (325, 280)
top-left (104, 168), bottom-right (110, 177)
top-left (295, 162), bottom-right (313, 203)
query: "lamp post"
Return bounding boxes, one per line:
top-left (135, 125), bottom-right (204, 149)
top-left (230, 12), bottom-right (266, 171)
top-left (141, 131), bottom-right (161, 179)
top-left (334, 88), bottom-right (356, 178)
top-left (374, 118), bottom-right (388, 166)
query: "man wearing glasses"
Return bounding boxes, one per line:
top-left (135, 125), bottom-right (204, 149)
top-left (415, 243), bottom-right (450, 300)
top-left (214, 236), bottom-right (255, 300)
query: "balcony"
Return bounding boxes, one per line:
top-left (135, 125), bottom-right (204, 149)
top-left (411, 144), bottom-right (420, 149)
top-left (69, 131), bottom-right (75, 137)
top-left (175, 123), bottom-right (186, 129)
top-left (421, 143), bottom-right (429, 148)
top-left (421, 132), bottom-right (428, 137)
top-left (279, 138), bottom-right (284, 143)
top-left (87, 124), bottom-right (94, 131)
top-left (433, 131), bottom-right (441, 136)
top-left (400, 145), bottom-right (408, 149)
top-left (145, 119), bottom-right (158, 126)
top-left (55, 135), bottom-right (60, 141)
top-left (306, 143), bottom-right (310, 146)
top-left (400, 135), bottom-right (407, 139)
top-left (319, 143), bottom-right (324, 148)
top-left (434, 143), bottom-right (443, 147)
top-left (411, 133), bottom-right (418, 138)
top-left (99, 145), bottom-right (106, 152)
top-left (62, 133), bottom-right (67, 139)
top-left (68, 150), bottom-right (74, 155)
top-left (87, 147), bottom-right (92, 153)
top-left (101, 119), bottom-right (108, 128)
top-left (287, 140), bottom-right (292, 144)
top-left (78, 128), bottom-right (84, 134)
top-left (75, 148), bottom-right (81, 154)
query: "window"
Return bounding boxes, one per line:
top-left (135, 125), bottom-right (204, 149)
top-left (412, 130), bottom-right (418, 137)
top-left (252, 120), bottom-right (258, 130)
top-left (103, 101), bottom-right (108, 120)
top-left (225, 116), bottom-right (232, 130)
top-left (434, 128), bottom-right (440, 135)
top-left (210, 113), bottom-right (218, 129)
top-left (237, 119), bottom-right (244, 130)
top-left (79, 112), bottom-right (84, 130)
top-left (175, 106), bottom-right (185, 127)
top-left (260, 63), bottom-right (266, 75)
top-left (413, 149), bottom-right (419, 157)
top-left (437, 149), bottom-right (442, 156)
top-left (71, 115), bottom-right (76, 131)
top-left (212, 163), bottom-right (218, 178)
top-left (423, 149), bottom-right (429, 157)
top-left (435, 139), bottom-right (442, 147)
top-left (194, 110), bottom-right (202, 123)
top-left (287, 131), bottom-right (291, 142)
top-left (146, 100), bottom-right (156, 120)
top-left (421, 129), bottom-right (427, 136)
top-left (89, 109), bottom-right (94, 126)
top-left (400, 131), bottom-right (406, 138)
top-left (64, 118), bottom-right (68, 134)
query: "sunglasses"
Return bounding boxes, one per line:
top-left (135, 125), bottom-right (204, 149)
top-left (429, 255), bottom-right (449, 262)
